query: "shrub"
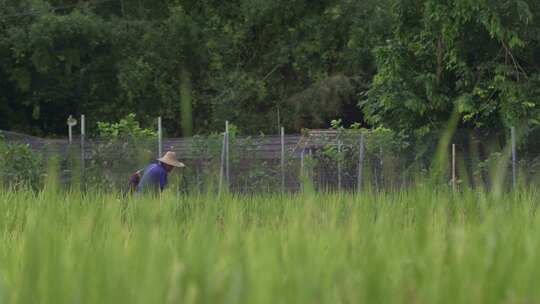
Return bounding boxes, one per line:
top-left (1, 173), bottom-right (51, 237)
top-left (85, 114), bottom-right (157, 191)
top-left (0, 136), bottom-right (43, 189)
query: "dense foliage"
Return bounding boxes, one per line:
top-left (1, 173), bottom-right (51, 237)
top-left (0, 135), bottom-right (43, 188)
top-left (1, 0), bottom-right (539, 136)
top-left (364, 0), bottom-right (540, 134)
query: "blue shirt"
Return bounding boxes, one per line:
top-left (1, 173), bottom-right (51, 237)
top-left (136, 163), bottom-right (168, 193)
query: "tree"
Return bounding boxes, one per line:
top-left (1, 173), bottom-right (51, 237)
top-left (362, 0), bottom-right (540, 134)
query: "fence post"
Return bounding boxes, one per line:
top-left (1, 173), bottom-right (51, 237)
top-left (218, 123), bottom-right (226, 195)
top-left (374, 145), bottom-right (382, 191)
top-left (225, 121), bottom-right (230, 188)
top-left (80, 114), bottom-right (86, 188)
top-left (309, 149), bottom-right (313, 186)
top-left (511, 126), bottom-right (517, 189)
top-left (452, 144), bottom-right (456, 192)
top-left (67, 115), bottom-right (77, 144)
top-left (300, 149), bottom-right (305, 171)
top-left (69, 125), bottom-right (72, 144)
top-left (281, 126), bottom-right (285, 193)
top-left (357, 133), bottom-right (365, 192)
top-left (337, 139), bottom-right (342, 190)
top-left (157, 116), bottom-right (162, 158)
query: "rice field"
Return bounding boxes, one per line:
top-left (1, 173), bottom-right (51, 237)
top-left (1, 186), bottom-right (539, 304)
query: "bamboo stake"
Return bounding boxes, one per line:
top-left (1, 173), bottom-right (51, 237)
top-left (218, 121), bottom-right (227, 195)
top-left (452, 144), bottom-right (456, 191)
top-left (80, 114), bottom-right (86, 188)
top-left (357, 134), bottom-right (365, 192)
top-left (281, 127), bottom-right (285, 193)
top-left (158, 116), bottom-right (162, 158)
top-left (511, 127), bottom-right (517, 189)
top-left (225, 121), bottom-right (230, 188)
top-left (337, 140), bottom-right (342, 190)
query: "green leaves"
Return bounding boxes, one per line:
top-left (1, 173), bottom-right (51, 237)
top-left (0, 139), bottom-right (43, 189)
top-left (9, 68), bottom-right (31, 92)
top-left (96, 113), bottom-right (156, 140)
top-left (2, 0), bottom-right (540, 137)
top-left (362, 0), bottom-right (540, 133)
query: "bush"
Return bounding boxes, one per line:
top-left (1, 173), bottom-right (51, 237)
top-left (0, 137), bottom-right (43, 189)
top-left (85, 114), bottom-right (157, 191)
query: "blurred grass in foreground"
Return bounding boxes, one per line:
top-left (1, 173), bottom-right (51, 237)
top-left (1, 187), bottom-right (540, 304)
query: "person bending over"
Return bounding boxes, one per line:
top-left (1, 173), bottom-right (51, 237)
top-left (129, 151), bottom-right (185, 193)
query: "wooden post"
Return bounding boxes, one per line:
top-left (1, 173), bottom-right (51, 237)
top-left (452, 144), bottom-right (456, 191)
top-left (357, 133), bottom-right (365, 192)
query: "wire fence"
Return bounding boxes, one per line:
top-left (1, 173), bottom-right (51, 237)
top-left (2, 121), bottom-right (540, 193)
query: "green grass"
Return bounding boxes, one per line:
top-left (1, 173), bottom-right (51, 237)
top-left (1, 186), bottom-right (540, 303)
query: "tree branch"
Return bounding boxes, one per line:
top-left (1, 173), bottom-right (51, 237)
top-left (501, 40), bottom-right (528, 80)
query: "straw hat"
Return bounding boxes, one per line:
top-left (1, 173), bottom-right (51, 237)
top-left (158, 151), bottom-right (185, 168)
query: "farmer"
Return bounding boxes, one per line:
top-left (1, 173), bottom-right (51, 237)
top-left (129, 151), bottom-right (185, 193)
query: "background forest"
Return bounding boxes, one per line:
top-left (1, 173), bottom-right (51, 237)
top-left (1, 0), bottom-right (540, 137)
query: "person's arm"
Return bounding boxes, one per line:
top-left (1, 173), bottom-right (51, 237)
top-left (129, 169), bottom-right (144, 191)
